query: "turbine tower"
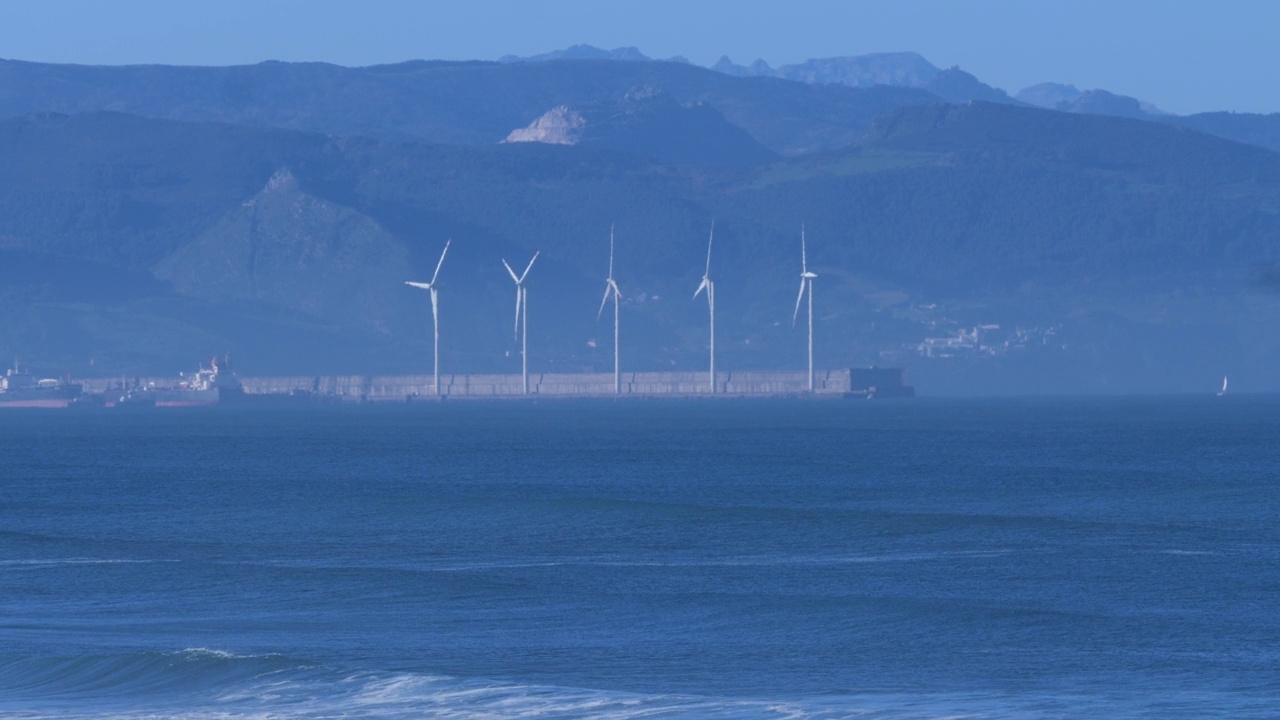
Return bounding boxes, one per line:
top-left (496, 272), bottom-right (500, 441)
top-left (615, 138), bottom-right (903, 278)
top-left (502, 251), bottom-right (540, 395)
top-left (792, 225), bottom-right (818, 392)
top-left (404, 239), bottom-right (451, 397)
top-left (597, 225), bottom-right (623, 395)
top-left (693, 222), bottom-right (716, 394)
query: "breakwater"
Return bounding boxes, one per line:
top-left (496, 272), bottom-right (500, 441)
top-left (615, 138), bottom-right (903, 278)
top-left (79, 368), bottom-right (914, 401)
top-left (246, 369), bottom-right (854, 400)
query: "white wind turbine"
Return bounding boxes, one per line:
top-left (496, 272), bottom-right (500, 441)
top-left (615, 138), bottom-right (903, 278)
top-left (502, 251), bottom-right (540, 395)
top-left (693, 222), bottom-right (716, 394)
top-left (404, 239), bottom-right (451, 397)
top-left (597, 225), bottom-right (623, 395)
top-left (792, 225), bottom-right (818, 392)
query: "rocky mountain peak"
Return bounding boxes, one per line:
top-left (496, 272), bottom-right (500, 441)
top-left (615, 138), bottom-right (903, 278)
top-left (503, 106), bottom-right (588, 145)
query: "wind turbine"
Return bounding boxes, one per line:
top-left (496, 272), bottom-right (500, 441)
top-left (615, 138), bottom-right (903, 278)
top-left (404, 239), bottom-right (451, 397)
top-left (693, 222), bottom-right (716, 394)
top-left (597, 225), bottom-right (623, 395)
top-left (502, 251), bottom-right (540, 395)
top-left (792, 225), bottom-right (818, 392)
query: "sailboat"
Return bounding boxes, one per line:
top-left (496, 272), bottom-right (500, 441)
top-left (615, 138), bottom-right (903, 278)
top-left (1217, 375), bottom-right (1228, 397)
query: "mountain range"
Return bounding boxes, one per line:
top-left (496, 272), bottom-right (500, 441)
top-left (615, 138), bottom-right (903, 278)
top-left (0, 47), bottom-right (1278, 393)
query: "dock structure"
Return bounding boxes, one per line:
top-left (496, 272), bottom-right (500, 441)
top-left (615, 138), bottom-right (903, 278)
top-left (79, 368), bottom-right (913, 402)
top-left (243, 368), bottom-right (913, 400)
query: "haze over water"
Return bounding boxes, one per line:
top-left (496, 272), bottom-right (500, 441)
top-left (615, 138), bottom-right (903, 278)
top-left (1, 397), bottom-right (1276, 718)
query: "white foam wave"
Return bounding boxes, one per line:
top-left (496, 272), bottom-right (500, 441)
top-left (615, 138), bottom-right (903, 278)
top-left (248, 549), bottom-right (1017, 575)
top-left (0, 662), bottom-right (975, 719)
top-left (4, 671), bottom-right (1274, 720)
top-left (13, 654), bottom-right (1188, 720)
top-left (172, 648), bottom-right (259, 661)
top-left (0, 558), bottom-right (174, 568)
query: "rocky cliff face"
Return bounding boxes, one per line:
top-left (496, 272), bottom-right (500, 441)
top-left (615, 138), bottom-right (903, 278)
top-left (503, 87), bottom-right (776, 164)
top-left (503, 106), bottom-right (587, 145)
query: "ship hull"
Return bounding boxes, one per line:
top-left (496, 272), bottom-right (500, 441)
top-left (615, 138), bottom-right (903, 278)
top-left (154, 400), bottom-right (219, 407)
top-left (0, 398), bottom-right (74, 409)
top-left (129, 387), bottom-right (243, 408)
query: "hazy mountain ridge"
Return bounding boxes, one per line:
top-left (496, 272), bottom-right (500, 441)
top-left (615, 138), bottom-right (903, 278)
top-left (1017, 82), bottom-right (1169, 117)
top-left (0, 57), bottom-right (938, 158)
top-left (496, 45), bottom-right (1280, 158)
top-left (3, 49), bottom-right (1280, 390)
top-left (1013, 82), bottom-right (1280, 155)
top-left (9, 51), bottom-right (1280, 164)
top-left (499, 44), bottom-right (657, 64)
top-left (714, 51), bottom-right (939, 86)
top-left (1, 105), bottom-right (1279, 390)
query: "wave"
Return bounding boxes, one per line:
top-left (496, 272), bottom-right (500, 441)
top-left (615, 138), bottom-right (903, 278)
top-left (0, 650), bottom-right (849, 718)
top-left (0, 648), bottom-right (308, 700)
top-left (1, 649), bottom-right (1272, 719)
top-left (243, 549), bottom-right (1019, 574)
top-left (0, 558), bottom-right (175, 569)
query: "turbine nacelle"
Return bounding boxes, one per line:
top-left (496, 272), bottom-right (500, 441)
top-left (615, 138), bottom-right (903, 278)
top-left (598, 278), bottom-right (622, 320)
top-left (502, 260), bottom-right (519, 284)
top-left (406, 238), bottom-right (451, 292)
top-left (793, 226), bottom-right (816, 326)
top-left (598, 227), bottom-right (622, 320)
top-left (430, 239), bottom-right (451, 284)
top-left (693, 276), bottom-right (712, 300)
top-left (695, 221), bottom-right (715, 302)
top-left (405, 238), bottom-right (451, 396)
top-left (504, 252), bottom-right (539, 340)
top-left (501, 249), bottom-right (537, 285)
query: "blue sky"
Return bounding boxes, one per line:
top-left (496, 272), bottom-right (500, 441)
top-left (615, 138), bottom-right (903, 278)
top-left (1, 0), bottom-right (1274, 115)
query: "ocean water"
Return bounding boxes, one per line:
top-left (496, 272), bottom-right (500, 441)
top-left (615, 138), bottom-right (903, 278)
top-left (0, 397), bottom-right (1276, 719)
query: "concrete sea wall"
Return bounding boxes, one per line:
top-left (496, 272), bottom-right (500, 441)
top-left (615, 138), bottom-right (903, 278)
top-left (79, 369), bottom-right (874, 401)
top-left (242, 369), bottom-right (854, 400)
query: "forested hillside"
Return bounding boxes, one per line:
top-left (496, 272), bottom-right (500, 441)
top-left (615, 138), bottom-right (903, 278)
top-left (1, 59), bottom-right (1278, 393)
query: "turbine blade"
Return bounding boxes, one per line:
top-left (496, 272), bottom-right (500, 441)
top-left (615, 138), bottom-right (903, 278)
top-left (608, 278), bottom-right (621, 299)
top-left (608, 224), bottom-right (615, 280)
top-left (513, 288), bottom-right (522, 340)
top-left (405, 281), bottom-right (431, 290)
top-left (502, 259), bottom-right (519, 284)
top-left (430, 287), bottom-right (439, 318)
top-left (597, 283), bottom-right (612, 320)
top-left (694, 277), bottom-right (708, 299)
top-left (519, 251), bottom-right (540, 283)
top-left (801, 224), bottom-right (807, 273)
top-left (705, 221), bottom-right (714, 277)
top-left (792, 278), bottom-right (807, 326)
top-left (430, 239), bottom-right (451, 286)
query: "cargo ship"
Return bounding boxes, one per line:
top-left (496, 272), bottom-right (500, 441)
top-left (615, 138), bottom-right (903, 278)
top-left (0, 364), bottom-right (84, 408)
top-left (118, 355), bottom-right (245, 407)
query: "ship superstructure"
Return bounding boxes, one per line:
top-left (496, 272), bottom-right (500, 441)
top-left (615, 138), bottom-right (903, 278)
top-left (120, 355), bottom-right (245, 407)
top-left (0, 364), bottom-right (84, 408)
